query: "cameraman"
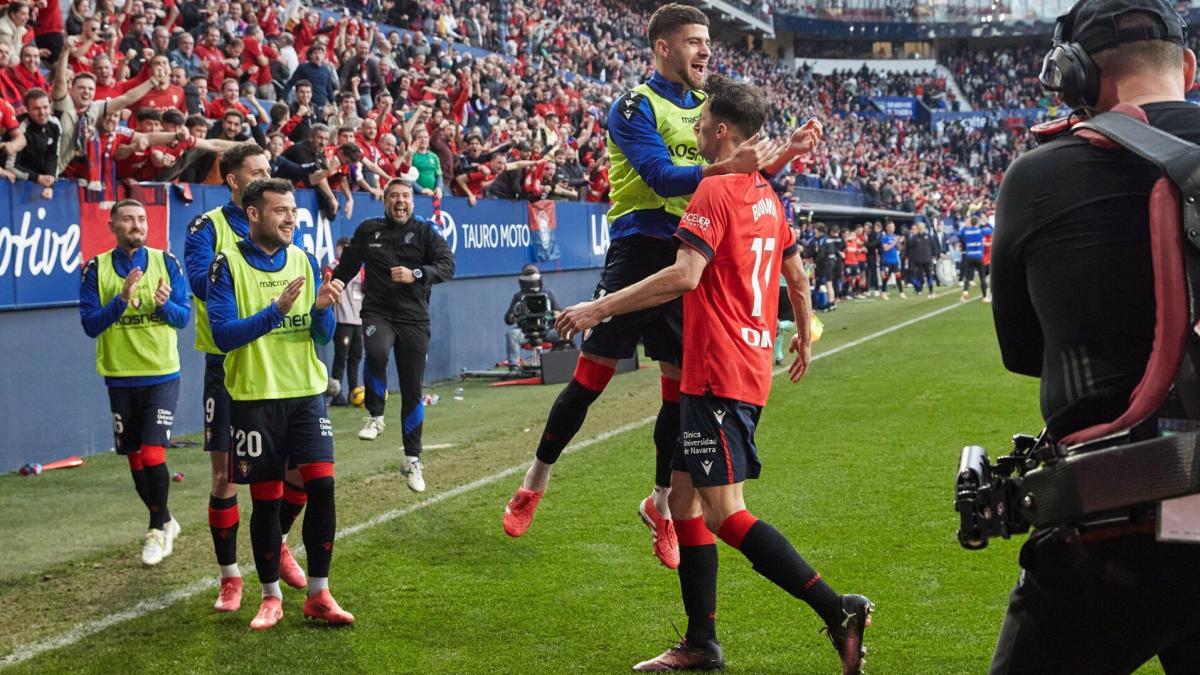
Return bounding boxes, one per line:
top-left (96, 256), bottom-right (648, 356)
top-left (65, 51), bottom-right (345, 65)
top-left (503, 264), bottom-right (567, 370)
top-left (990, 0), bottom-right (1200, 670)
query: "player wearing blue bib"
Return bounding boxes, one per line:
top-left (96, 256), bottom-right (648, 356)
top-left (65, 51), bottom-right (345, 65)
top-left (879, 221), bottom-right (905, 300)
top-left (959, 213), bottom-right (992, 302)
top-left (80, 199), bottom-right (190, 566)
top-left (207, 178), bottom-right (352, 630)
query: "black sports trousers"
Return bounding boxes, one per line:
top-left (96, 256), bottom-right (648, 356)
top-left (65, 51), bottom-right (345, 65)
top-left (331, 323), bottom-right (363, 393)
top-left (362, 314), bottom-right (428, 457)
top-left (990, 528), bottom-right (1200, 674)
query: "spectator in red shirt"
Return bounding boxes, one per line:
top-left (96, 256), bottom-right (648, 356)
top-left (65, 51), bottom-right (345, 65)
top-left (0, 93), bottom-right (25, 179)
top-left (367, 90), bottom-right (397, 137)
top-left (116, 107), bottom-right (160, 180)
top-left (586, 156), bottom-right (610, 203)
top-left (240, 27), bottom-right (277, 101)
top-left (355, 117), bottom-right (380, 159)
top-left (130, 55), bottom-right (184, 113)
top-left (32, 0), bottom-right (64, 64)
top-left (10, 43), bottom-right (47, 93)
top-left (92, 52), bottom-right (144, 101)
top-left (205, 77), bottom-right (251, 121)
top-left (192, 25), bottom-right (226, 91)
top-left (0, 42), bottom-right (19, 104)
top-left (68, 17), bottom-right (106, 73)
top-left (375, 131), bottom-right (403, 178)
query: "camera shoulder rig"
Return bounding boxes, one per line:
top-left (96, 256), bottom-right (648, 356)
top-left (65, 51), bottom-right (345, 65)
top-left (956, 104), bottom-right (1200, 548)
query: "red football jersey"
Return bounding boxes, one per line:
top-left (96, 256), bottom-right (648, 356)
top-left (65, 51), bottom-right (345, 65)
top-left (675, 172), bottom-right (798, 407)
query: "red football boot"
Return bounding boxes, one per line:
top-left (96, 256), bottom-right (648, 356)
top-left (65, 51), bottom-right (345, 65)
top-left (303, 589), bottom-right (355, 626)
top-left (639, 496), bottom-right (680, 569)
top-left (214, 576), bottom-right (243, 612)
top-left (280, 542), bottom-right (307, 589)
top-left (249, 596), bottom-right (283, 630)
top-left (503, 487), bottom-right (544, 537)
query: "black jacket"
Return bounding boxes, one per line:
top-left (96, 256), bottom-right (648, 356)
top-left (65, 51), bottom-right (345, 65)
top-left (906, 232), bottom-right (936, 265)
top-left (337, 56), bottom-right (384, 104)
top-left (332, 215), bottom-right (455, 324)
top-left (14, 115), bottom-right (60, 180)
top-left (993, 100), bottom-right (1200, 436)
top-left (865, 231), bottom-right (881, 261)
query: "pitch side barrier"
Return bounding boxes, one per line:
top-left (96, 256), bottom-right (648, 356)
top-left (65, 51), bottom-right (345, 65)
top-left (0, 180), bottom-right (610, 470)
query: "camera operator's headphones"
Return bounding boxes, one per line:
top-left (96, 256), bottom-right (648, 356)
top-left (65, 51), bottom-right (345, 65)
top-left (1039, 7), bottom-right (1187, 110)
top-left (518, 264), bottom-right (542, 293)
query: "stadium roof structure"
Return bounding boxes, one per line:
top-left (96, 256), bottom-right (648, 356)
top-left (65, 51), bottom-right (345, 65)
top-left (696, 0), bottom-right (776, 36)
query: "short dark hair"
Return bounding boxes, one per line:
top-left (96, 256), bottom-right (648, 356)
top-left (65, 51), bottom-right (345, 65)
top-left (186, 114), bottom-right (208, 129)
top-left (270, 102), bottom-right (290, 124)
top-left (702, 74), bottom-right (767, 139)
top-left (219, 143), bottom-right (268, 181)
top-left (22, 87), bottom-right (47, 107)
top-left (243, 178), bottom-right (294, 212)
top-left (338, 142), bottom-right (362, 162)
top-left (135, 108), bottom-right (163, 123)
top-left (223, 109), bottom-right (245, 122)
top-left (161, 108), bottom-right (185, 125)
top-left (384, 177), bottom-right (414, 194)
top-left (110, 198), bottom-right (144, 220)
top-left (295, 79), bottom-right (313, 91)
top-left (71, 71), bottom-right (96, 85)
top-left (1093, 11), bottom-right (1184, 80)
top-left (647, 3), bottom-right (709, 43)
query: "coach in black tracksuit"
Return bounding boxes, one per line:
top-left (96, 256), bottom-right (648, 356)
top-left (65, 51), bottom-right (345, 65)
top-left (333, 179), bottom-right (454, 492)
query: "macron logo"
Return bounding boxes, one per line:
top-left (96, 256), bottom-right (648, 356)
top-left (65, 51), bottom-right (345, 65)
top-left (713, 409), bottom-right (726, 425)
top-left (701, 460), bottom-right (714, 475)
top-left (751, 196), bottom-right (777, 222)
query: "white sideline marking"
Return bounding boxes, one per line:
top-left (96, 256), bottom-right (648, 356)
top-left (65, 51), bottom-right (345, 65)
top-left (0, 298), bottom-right (972, 669)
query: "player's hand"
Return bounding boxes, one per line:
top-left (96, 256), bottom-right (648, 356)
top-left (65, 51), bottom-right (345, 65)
top-left (723, 132), bottom-right (788, 174)
top-left (787, 333), bottom-right (811, 382)
top-left (391, 266), bottom-right (415, 284)
top-left (314, 278), bottom-right (345, 310)
top-left (120, 267), bottom-right (144, 303)
top-left (274, 276), bottom-right (305, 315)
top-left (153, 277), bottom-right (171, 308)
top-left (556, 300), bottom-right (604, 341)
top-left (786, 118), bottom-right (823, 158)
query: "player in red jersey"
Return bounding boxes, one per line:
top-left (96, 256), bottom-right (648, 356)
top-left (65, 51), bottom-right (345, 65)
top-left (558, 75), bottom-right (873, 675)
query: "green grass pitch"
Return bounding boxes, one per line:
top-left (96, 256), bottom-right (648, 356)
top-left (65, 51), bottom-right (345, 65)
top-left (0, 291), bottom-right (1167, 673)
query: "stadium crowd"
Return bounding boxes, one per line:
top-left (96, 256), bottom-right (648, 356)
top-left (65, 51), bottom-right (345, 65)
top-left (0, 0), bottom-right (1057, 227)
